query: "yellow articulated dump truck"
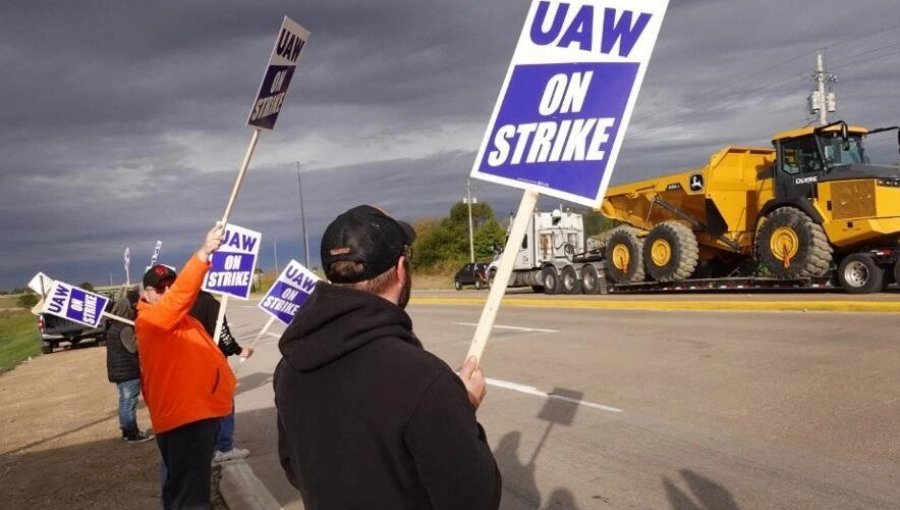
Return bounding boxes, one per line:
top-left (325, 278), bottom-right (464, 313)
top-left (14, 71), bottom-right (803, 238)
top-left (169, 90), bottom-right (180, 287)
top-left (600, 120), bottom-right (900, 293)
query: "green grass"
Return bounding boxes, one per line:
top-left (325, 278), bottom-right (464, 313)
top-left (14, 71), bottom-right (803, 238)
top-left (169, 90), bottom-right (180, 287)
top-left (0, 311), bottom-right (41, 374)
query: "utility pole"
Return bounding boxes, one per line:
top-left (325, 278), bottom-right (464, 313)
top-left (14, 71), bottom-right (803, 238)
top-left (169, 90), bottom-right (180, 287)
top-left (809, 51), bottom-right (837, 125)
top-left (463, 180), bottom-right (477, 263)
top-left (297, 162), bottom-right (310, 267)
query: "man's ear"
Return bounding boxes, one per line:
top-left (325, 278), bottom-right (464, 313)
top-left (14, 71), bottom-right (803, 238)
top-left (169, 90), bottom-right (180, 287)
top-left (396, 255), bottom-right (408, 284)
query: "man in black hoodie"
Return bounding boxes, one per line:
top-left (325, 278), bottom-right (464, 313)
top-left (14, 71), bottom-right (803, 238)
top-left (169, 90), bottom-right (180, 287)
top-left (274, 205), bottom-right (502, 510)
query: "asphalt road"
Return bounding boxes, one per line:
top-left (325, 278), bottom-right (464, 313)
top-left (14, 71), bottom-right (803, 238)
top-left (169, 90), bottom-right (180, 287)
top-left (222, 292), bottom-right (900, 510)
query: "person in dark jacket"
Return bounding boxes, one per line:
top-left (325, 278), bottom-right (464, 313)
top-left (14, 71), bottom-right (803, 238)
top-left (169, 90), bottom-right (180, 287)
top-left (189, 291), bottom-right (253, 463)
top-left (274, 205), bottom-right (502, 510)
top-left (105, 287), bottom-right (153, 443)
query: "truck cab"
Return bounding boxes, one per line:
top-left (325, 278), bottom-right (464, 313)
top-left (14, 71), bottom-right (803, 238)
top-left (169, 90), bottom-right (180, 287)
top-left (489, 209), bottom-right (588, 292)
top-left (771, 121), bottom-right (900, 205)
top-left (763, 121), bottom-right (900, 292)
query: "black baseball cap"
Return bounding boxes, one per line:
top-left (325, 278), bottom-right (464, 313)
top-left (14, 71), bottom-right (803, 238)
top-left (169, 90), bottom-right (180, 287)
top-left (143, 264), bottom-right (177, 289)
top-left (320, 205), bottom-right (416, 283)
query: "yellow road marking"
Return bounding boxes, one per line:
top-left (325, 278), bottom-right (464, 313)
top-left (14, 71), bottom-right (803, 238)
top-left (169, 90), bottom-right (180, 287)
top-left (409, 297), bottom-right (900, 313)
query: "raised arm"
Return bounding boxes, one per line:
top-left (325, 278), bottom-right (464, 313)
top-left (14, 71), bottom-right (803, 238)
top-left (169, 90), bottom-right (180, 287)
top-left (139, 224), bottom-right (224, 331)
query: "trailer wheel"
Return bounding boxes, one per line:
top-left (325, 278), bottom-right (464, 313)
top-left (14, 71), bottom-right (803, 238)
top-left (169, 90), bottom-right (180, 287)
top-left (756, 207), bottom-right (833, 278)
top-left (542, 266), bottom-right (561, 295)
top-left (560, 266), bottom-right (581, 294)
top-left (838, 253), bottom-right (885, 294)
top-left (581, 265), bottom-right (602, 294)
top-left (642, 222), bottom-right (699, 282)
top-left (606, 227), bottom-right (645, 284)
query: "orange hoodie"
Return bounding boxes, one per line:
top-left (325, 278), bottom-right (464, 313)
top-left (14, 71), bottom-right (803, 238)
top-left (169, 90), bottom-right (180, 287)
top-left (136, 254), bottom-right (236, 434)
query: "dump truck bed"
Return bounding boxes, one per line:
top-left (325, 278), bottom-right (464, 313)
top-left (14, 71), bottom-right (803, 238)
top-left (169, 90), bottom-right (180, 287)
top-left (600, 146), bottom-right (775, 253)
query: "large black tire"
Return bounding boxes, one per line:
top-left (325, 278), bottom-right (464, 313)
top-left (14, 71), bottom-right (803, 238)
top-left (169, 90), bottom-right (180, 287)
top-left (838, 253), bottom-right (885, 294)
top-left (581, 264), bottom-right (602, 294)
top-left (41, 342), bottom-right (53, 355)
top-left (542, 266), bottom-right (561, 295)
top-left (755, 207), bottom-right (833, 279)
top-left (474, 279), bottom-right (483, 290)
top-left (642, 222), bottom-right (699, 282)
top-left (560, 266), bottom-right (581, 294)
top-left (454, 278), bottom-right (462, 291)
top-left (606, 227), bottom-right (645, 284)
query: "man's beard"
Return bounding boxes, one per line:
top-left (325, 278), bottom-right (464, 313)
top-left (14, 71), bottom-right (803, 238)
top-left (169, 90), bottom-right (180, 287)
top-left (398, 259), bottom-right (412, 309)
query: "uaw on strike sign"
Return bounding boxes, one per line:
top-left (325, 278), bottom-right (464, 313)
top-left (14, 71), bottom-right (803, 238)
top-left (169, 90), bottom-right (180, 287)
top-left (470, 0), bottom-right (669, 207)
top-left (203, 224), bottom-right (262, 299)
top-left (258, 260), bottom-right (319, 325)
top-left (248, 16), bottom-right (311, 130)
top-left (42, 281), bottom-right (109, 328)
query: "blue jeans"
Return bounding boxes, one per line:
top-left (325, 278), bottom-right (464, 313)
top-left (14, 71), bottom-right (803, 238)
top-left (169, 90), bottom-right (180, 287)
top-left (215, 404), bottom-right (235, 452)
top-left (116, 378), bottom-right (141, 436)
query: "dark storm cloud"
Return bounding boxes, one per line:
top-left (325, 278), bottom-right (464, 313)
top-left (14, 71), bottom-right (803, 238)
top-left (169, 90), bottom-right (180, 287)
top-left (2, 0), bottom-right (899, 288)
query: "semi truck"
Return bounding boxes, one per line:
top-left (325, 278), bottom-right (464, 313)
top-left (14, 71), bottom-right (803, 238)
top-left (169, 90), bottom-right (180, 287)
top-left (490, 120), bottom-right (900, 294)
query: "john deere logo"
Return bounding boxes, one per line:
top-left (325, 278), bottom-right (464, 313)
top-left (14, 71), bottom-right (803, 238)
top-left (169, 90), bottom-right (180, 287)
top-left (689, 174), bottom-right (704, 192)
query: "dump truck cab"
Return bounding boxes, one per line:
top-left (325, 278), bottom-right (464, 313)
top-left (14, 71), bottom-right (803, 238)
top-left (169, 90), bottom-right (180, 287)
top-left (772, 122), bottom-right (883, 202)
top-left (769, 121), bottom-right (900, 244)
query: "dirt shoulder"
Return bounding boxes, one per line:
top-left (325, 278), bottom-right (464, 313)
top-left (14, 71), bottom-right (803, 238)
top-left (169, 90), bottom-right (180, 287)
top-left (1, 345), bottom-right (166, 509)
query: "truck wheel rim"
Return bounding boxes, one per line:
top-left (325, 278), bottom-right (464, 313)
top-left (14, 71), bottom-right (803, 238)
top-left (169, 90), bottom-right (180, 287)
top-left (612, 244), bottom-right (629, 270)
top-left (650, 239), bottom-right (671, 266)
top-left (843, 260), bottom-right (869, 287)
top-left (770, 227), bottom-right (799, 260)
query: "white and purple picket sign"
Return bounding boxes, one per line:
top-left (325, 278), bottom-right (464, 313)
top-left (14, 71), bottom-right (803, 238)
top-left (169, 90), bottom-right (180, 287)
top-left (470, 0), bottom-right (669, 207)
top-left (203, 224), bottom-right (262, 300)
top-left (258, 259), bottom-right (319, 325)
top-left (42, 281), bottom-right (109, 328)
top-left (150, 240), bottom-right (162, 266)
top-left (247, 16), bottom-right (311, 130)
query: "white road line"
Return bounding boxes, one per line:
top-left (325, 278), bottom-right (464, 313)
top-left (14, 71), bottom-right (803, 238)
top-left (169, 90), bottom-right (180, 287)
top-left (486, 378), bottom-right (623, 414)
top-left (454, 322), bottom-right (559, 333)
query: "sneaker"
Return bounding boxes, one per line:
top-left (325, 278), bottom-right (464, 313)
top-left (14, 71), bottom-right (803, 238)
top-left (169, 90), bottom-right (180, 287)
top-left (213, 447), bottom-right (250, 464)
top-left (123, 430), bottom-right (154, 443)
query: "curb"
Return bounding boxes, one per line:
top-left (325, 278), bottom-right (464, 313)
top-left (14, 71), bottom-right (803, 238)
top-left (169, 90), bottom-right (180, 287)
top-left (218, 459), bottom-right (282, 510)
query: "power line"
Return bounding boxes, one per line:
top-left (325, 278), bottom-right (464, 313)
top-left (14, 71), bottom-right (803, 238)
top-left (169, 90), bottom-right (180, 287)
top-left (821, 23), bottom-right (900, 53)
top-left (633, 24), bottom-right (900, 126)
top-left (630, 23), bottom-right (900, 139)
top-left (830, 48), bottom-right (900, 71)
top-left (828, 41), bottom-right (900, 66)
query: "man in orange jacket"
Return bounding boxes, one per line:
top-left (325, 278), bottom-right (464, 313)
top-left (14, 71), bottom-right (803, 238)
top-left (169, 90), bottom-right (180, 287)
top-left (136, 223), bottom-right (236, 510)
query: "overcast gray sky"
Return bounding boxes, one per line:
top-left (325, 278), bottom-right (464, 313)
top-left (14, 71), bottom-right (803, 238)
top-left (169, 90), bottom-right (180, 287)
top-left (2, 0), bottom-right (898, 289)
